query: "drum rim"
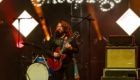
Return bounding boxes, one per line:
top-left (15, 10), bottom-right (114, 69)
top-left (26, 62), bottom-right (49, 80)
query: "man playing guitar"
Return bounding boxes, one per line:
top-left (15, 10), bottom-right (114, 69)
top-left (45, 21), bottom-right (79, 80)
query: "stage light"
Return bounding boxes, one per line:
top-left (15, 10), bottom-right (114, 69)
top-left (12, 10), bottom-right (39, 37)
top-left (74, 3), bottom-right (79, 9)
top-left (97, 0), bottom-right (104, 3)
top-left (46, 0), bottom-right (50, 4)
top-left (76, 0), bottom-right (83, 3)
top-left (16, 41), bottom-right (24, 48)
top-left (114, 0), bottom-right (121, 3)
top-left (37, 0), bottom-right (41, 2)
top-left (67, 0), bottom-right (73, 3)
top-left (116, 8), bottom-right (140, 35)
top-left (31, 0), bottom-right (45, 7)
top-left (52, 0), bottom-right (57, 4)
top-left (100, 0), bottom-right (115, 12)
top-left (58, 0), bottom-right (65, 3)
top-left (87, 0), bottom-right (96, 3)
top-left (0, 0), bottom-right (2, 3)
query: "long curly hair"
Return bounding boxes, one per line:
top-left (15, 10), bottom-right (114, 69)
top-left (55, 21), bottom-right (73, 37)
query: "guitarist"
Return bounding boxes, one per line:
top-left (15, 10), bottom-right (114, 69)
top-left (45, 21), bottom-right (79, 80)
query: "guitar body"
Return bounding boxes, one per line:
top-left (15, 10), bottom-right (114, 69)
top-left (47, 47), bottom-right (66, 71)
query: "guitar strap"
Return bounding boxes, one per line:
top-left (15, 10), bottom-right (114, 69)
top-left (62, 36), bottom-right (67, 48)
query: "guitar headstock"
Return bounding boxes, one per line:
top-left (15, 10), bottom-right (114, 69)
top-left (73, 31), bottom-right (79, 38)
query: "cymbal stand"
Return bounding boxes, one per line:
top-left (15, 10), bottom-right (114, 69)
top-left (13, 17), bottom-right (32, 80)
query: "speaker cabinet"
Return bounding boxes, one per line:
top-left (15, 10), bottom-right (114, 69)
top-left (105, 46), bottom-right (138, 68)
top-left (101, 77), bottom-right (135, 80)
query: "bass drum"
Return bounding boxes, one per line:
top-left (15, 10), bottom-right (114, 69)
top-left (26, 63), bottom-right (49, 80)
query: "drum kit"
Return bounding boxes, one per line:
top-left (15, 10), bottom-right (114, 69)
top-left (22, 42), bottom-right (53, 80)
top-left (22, 42), bottom-right (80, 80)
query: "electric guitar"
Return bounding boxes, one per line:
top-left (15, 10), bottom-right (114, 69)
top-left (47, 31), bottom-right (79, 71)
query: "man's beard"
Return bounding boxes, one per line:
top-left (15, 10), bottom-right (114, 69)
top-left (56, 30), bottom-right (65, 36)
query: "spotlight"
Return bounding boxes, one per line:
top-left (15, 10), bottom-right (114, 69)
top-left (52, 0), bottom-right (57, 4)
top-left (114, 0), bottom-right (121, 3)
top-left (16, 41), bottom-right (24, 48)
top-left (12, 10), bottom-right (39, 37)
top-left (46, 0), bottom-right (50, 4)
top-left (76, 0), bottom-right (83, 4)
top-left (100, 1), bottom-right (115, 12)
top-left (87, 0), bottom-right (96, 3)
top-left (74, 3), bottom-right (79, 9)
top-left (0, 0), bottom-right (2, 3)
top-left (31, 0), bottom-right (45, 7)
top-left (67, 0), bottom-right (74, 3)
top-left (37, 0), bottom-right (41, 2)
top-left (116, 8), bottom-right (140, 35)
top-left (58, 0), bottom-right (65, 3)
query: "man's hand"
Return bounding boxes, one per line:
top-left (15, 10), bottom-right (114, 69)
top-left (53, 52), bottom-right (60, 58)
top-left (65, 43), bottom-right (72, 50)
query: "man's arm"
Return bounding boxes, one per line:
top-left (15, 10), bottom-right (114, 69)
top-left (45, 37), bottom-right (55, 57)
top-left (65, 39), bottom-right (79, 53)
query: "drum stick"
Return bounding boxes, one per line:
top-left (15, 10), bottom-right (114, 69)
top-left (32, 55), bottom-right (39, 63)
top-left (42, 55), bottom-right (49, 69)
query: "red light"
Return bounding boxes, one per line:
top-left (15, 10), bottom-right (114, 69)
top-left (16, 41), bottom-right (24, 48)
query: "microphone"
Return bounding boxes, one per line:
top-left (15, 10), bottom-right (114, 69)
top-left (101, 35), bottom-right (108, 42)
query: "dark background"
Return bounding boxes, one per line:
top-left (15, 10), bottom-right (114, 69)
top-left (0, 0), bottom-right (140, 80)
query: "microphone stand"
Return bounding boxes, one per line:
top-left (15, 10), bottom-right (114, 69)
top-left (71, 14), bottom-right (95, 80)
top-left (14, 17), bottom-right (32, 80)
top-left (72, 14), bottom-right (94, 29)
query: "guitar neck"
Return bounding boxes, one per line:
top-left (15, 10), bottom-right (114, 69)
top-left (58, 36), bottom-right (74, 55)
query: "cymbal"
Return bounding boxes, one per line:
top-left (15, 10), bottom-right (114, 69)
top-left (22, 42), bottom-right (42, 50)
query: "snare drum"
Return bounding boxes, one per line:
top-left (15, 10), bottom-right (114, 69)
top-left (26, 63), bottom-right (49, 80)
top-left (33, 57), bottom-right (46, 62)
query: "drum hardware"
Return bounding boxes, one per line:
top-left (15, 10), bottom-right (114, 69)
top-left (21, 42), bottom-right (53, 79)
top-left (32, 55), bottom-right (39, 63)
top-left (21, 42), bottom-right (42, 50)
top-left (32, 55), bottom-right (49, 69)
top-left (21, 63), bottom-right (31, 80)
top-left (42, 55), bottom-right (49, 69)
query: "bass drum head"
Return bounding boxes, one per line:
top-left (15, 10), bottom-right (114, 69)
top-left (26, 63), bottom-right (49, 80)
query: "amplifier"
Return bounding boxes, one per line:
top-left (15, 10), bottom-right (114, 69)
top-left (108, 35), bottom-right (135, 46)
top-left (105, 46), bottom-right (138, 68)
top-left (101, 77), bottom-right (135, 80)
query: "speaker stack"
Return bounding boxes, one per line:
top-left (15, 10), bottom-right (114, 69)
top-left (101, 35), bottom-right (138, 80)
